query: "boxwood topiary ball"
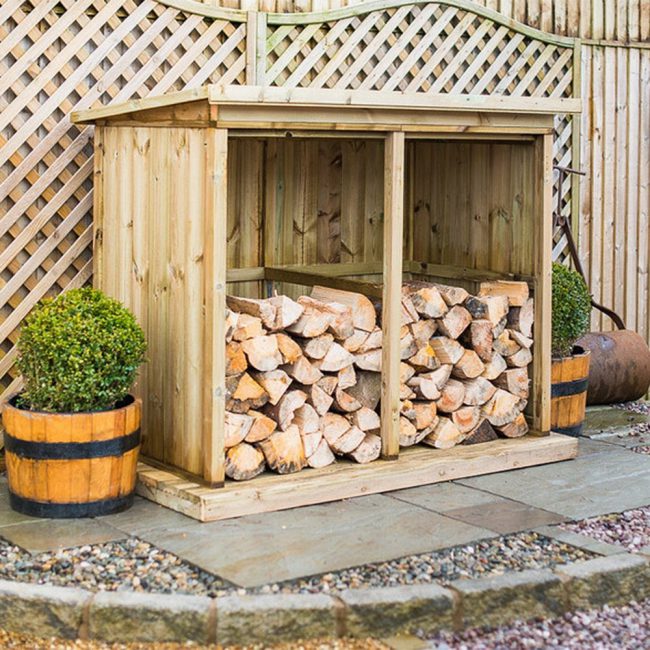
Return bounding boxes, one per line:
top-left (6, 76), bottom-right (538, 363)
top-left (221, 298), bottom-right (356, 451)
top-left (17, 288), bottom-right (146, 413)
top-left (551, 262), bottom-right (592, 359)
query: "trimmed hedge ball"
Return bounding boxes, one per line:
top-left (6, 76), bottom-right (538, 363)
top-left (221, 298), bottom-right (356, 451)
top-left (17, 288), bottom-right (146, 413)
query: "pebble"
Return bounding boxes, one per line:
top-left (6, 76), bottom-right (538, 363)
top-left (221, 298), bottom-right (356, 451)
top-left (561, 506), bottom-right (650, 552)
top-left (423, 598), bottom-right (650, 649)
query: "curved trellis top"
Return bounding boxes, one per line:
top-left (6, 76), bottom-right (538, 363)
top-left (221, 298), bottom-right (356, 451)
top-left (161, 0), bottom-right (581, 102)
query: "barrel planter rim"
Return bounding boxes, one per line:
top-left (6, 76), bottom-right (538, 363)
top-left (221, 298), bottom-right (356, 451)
top-left (551, 344), bottom-right (590, 363)
top-left (2, 394), bottom-right (142, 519)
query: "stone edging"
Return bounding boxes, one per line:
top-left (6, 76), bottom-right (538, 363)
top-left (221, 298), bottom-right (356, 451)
top-left (0, 553), bottom-right (648, 645)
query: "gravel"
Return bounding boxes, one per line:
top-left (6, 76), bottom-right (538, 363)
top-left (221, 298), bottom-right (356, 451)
top-left (254, 532), bottom-right (595, 595)
top-left (615, 400), bottom-right (650, 415)
top-left (561, 506), bottom-right (650, 552)
top-left (423, 598), bottom-right (650, 649)
top-left (0, 537), bottom-right (231, 597)
top-left (633, 445), bottom-right (650, 456)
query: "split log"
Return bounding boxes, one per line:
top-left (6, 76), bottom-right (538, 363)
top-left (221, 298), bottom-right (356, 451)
top-left (304, 383), bottom-right (334, 416)
top-left (264, 390), bottom-right (307, 430)
top-left (423, 417), bottom-right (464, 449)
top-left (401, 289), bottom-right (420, 325)
top-left (461, 377), bottom-right (497, 406)
top-left (299, 296), bottom-right (355, 339)
top-left (343, 329), bottom-right (370, 353)
top-left (293, 404), bottom-right (320, 435)
top-left (496, 412), bottom-right (529, 438)
top-left (400, 362), bottom-right (416, 384)
top-left (259, 425), bottom-right (307, 474)
top-left (302, 430), bottom-right (323, 458)
top-left (465, 320), bottom-right (494, 362)
top-left (322, 413), bottom-right (351, 447)
top-left (224, 412), bottom-right (254, 448)
top-left (231, 374), bottom-right (268, 406)
top-left (481, 389), bottom-right (522, 427)
top-left (437, 306), bottom-right (472, 339)
top-left (509, 329), bottom-right (533, 349)
top-left (225, 309), bottom-right (239, 343)
top-left (286, 304), bottom-right (332, 338)
top-left (463, 419), bottom-right (498, 445)
top-left (241, 335), bottom-right (283, 372)
top-left (253, 369), bottom-right (291, 406)
top-left (436, 379), bottom-right (465, 413)
top-left (407, 376), bottom-right (442, 400)
top-left (338, 364), bottom-right (357, 390)
top-left (245, 411), bottom-right (277, 443)
top-left (399, 416), bottom-right (431, 447)
top-left (232, 313), bottom-right (265, 341)
top-left (465, 295), bottom-right (509, 327)
top-left (507, 298), bottom-right (535, 337)
top-left (355, 349), bottom-right (382, 372)
top-left (285, 356), bottom-right (323, 385)
top-left (276, 333), bottom-right (303, 364)
top-left (408, 344), bottom-right (441, 372)
top-left (307, 438), bottom-right (336, 468)
top-left (494, 368), bottom-right (530, 400)
top-left (348, 433), bottom-right (381, 464)
top-left (267, 295), bottom-right (304, 330)
top-left (492, 315), bottom-right (508, 338)
top-left (349, 406), bottom-right (381, 431)
top-left (410, 319), bottom-right (437, 347)
top-left (319, 343), bottom-right (354, 372)
top-left (357, 328), bottom-right (383, 353)
top-left (403, 401), bottom-right (438, 430)
top-left (481, 353), bottom-right (508, 381)
top-left (317, 375), bottom-right (338, 395)
top-left (479, 280), bottom-right (529, 307)
top-left (421, 365), bottom-right (453, 392)
top-left (452, 349), bottom-right (485, 380)
top-left (225, 443), bottom-right (266, 481)
top-left (330, 425), bottom-right (366, 455)
top-left (452, 406), bottom-right (481, 434)
top-left (333, 387), bottom-right (363, 413)
top-left (430, 337), bottom-right (464, 365)
top-left (507, 347), bottom-right (533, 368)
top-left (408, 285), bottom-right (448, 319)
top-left (432, 283), bottom-right (470, 306)
top-left (226, 342), bottom-right (248, 377)
top-left (339, 371), bottom-right (381, 411)
top-left (400, 329), bottom-right (418, 360)
top-left (492, 331), bottom-right (522, 357)
top-left (311, 286), bottom-right (376, 332)
top-left (227, 295), bottom-right (277, 329)
top-left (400, 384), bottom-right (417, 400)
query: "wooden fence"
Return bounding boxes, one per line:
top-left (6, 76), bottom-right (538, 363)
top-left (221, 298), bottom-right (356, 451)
top-left (1, 0), bottom-right (648, 404)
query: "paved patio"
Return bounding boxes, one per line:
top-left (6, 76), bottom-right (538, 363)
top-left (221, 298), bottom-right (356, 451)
top-left (0, 406), bottom-right (648, 589)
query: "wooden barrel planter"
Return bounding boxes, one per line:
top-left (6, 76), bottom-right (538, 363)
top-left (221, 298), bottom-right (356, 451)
top-left (551, 346), bottom-right (591, 437)
top-left (1, 396), bottom-right (141, 518)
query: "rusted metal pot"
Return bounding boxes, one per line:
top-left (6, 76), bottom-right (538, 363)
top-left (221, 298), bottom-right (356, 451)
top-left (577, 330), bottom-right (650, 405)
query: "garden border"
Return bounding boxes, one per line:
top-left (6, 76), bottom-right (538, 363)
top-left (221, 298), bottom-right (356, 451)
top-left (0, 550), bottom-right (648, 644)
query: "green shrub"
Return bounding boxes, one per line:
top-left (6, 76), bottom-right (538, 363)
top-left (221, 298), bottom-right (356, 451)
top-left (552, 262), bottom-right (591, 358)
top-left (17, 288), bottom-right (146, 413)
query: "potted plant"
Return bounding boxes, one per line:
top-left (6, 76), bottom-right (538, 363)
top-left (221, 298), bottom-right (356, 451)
top-left (551, 262), bottom-right (592, 437)
top-left (2, 288), bottom-right (146, 518)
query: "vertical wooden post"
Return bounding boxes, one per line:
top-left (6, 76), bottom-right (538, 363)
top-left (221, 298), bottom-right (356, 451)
top-left (381, 131), bottom-right (405, 459)
top-left (245, 11), bottom-right (258, 85)
top-left (92, 127), bottom-right (105, 290)
top-left (255, 11), bottom-right (267, 87)
top-left (532, 132), bottom-right (553, 434)
top-left (203, 128), bottom-right (229, 486)
top-left (571, 38), bottom-right (583, 249)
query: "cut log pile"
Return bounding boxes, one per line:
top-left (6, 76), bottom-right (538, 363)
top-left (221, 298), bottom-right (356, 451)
top-left (224, 281), bottom-right (534, 481)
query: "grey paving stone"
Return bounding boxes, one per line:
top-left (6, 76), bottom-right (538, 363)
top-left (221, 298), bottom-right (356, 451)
top-left (532, 525), bottom-right (628, 556)
top-left (387, 482), bottom-right (507, 513)
top-left (556, 553), bottom-right (650, 610)
top-left (89, 590), bottom-right (214, 644)
top-left (450, 569), bottom-right (565, 629)
top-left (575, 438), bottom-right (619, 456)
top-left (458, 447), bottom-right (650, 519)
top-left (141, 494), bottom-right (495, 587)
top-left (216, 593), bottom-right (337, 645)
top-left (0, 580), bottom-right (90, 639)
top-left (583, 406), bottom-right (650, 439)
top-left (444, 500), bottom-right (566, 534)
top-left (0, 518), bottom-right (127, 553)
top-left (0, 484), bottom-right (41, 528)
top-left (591, 431), bottom-right (650, 449)
top-left (340, 584), bottom-right (454, 637)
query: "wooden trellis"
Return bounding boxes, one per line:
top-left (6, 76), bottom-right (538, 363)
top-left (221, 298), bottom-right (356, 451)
top-left (0, 0), bottom-right (580, 402)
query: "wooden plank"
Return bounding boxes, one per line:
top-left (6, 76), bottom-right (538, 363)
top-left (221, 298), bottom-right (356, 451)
top-left (381, 132), bottom-right (404, 460)
top-left (203, 128), bottom-right (228, 486)
top-left (136, 433), bottom-right (579, 521)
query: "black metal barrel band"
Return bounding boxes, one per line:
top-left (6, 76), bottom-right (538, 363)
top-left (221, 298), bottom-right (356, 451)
top-left (8, 492), bottom-right (135, 518)
top-left (551, 378), bottom-right (589, 398)
top-left (553, 423), bottom-right (584, 438)
top-left (4, 428), bottom-right (141, 460)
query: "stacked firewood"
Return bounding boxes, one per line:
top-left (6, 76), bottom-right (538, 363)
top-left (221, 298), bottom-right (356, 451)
top-left (224, 281), bottom-right (534, 481)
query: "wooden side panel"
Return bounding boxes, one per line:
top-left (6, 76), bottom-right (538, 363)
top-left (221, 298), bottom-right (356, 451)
top-left (97, 126), bottom-right (210, 476)
top-left (408, 141), bottom-right (537, 276)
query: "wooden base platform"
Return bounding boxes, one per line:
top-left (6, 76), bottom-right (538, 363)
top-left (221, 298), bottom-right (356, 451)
top-left (136, 433), bottom-right (578, 522)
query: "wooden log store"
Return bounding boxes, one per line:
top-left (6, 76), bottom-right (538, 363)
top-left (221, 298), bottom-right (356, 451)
top-left (73, 80), bottom-right (582, 521)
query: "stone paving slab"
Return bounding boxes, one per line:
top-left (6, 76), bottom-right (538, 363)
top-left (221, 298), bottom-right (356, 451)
top-left (386, 482), bottom-right (508, 513)
top-left (583, 406), bottom-right (650, 439)
top-left (532, 525), bottom-right (628, 557)
top-left (0, 485), bottom-right (41, 529)
top-left (0, 518), bottom-right (127, 554)
top-left (458, 445), bottom-right (650, 520)
top-left (140, 494), bottom-right (495, 588)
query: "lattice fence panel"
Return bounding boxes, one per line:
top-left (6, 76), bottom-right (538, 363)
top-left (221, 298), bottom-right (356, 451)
top-left (0, 0), bottom-right (247, 400)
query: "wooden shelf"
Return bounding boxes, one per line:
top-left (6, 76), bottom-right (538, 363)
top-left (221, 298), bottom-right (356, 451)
top-left (136, 433), bottom-right (578, 522)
